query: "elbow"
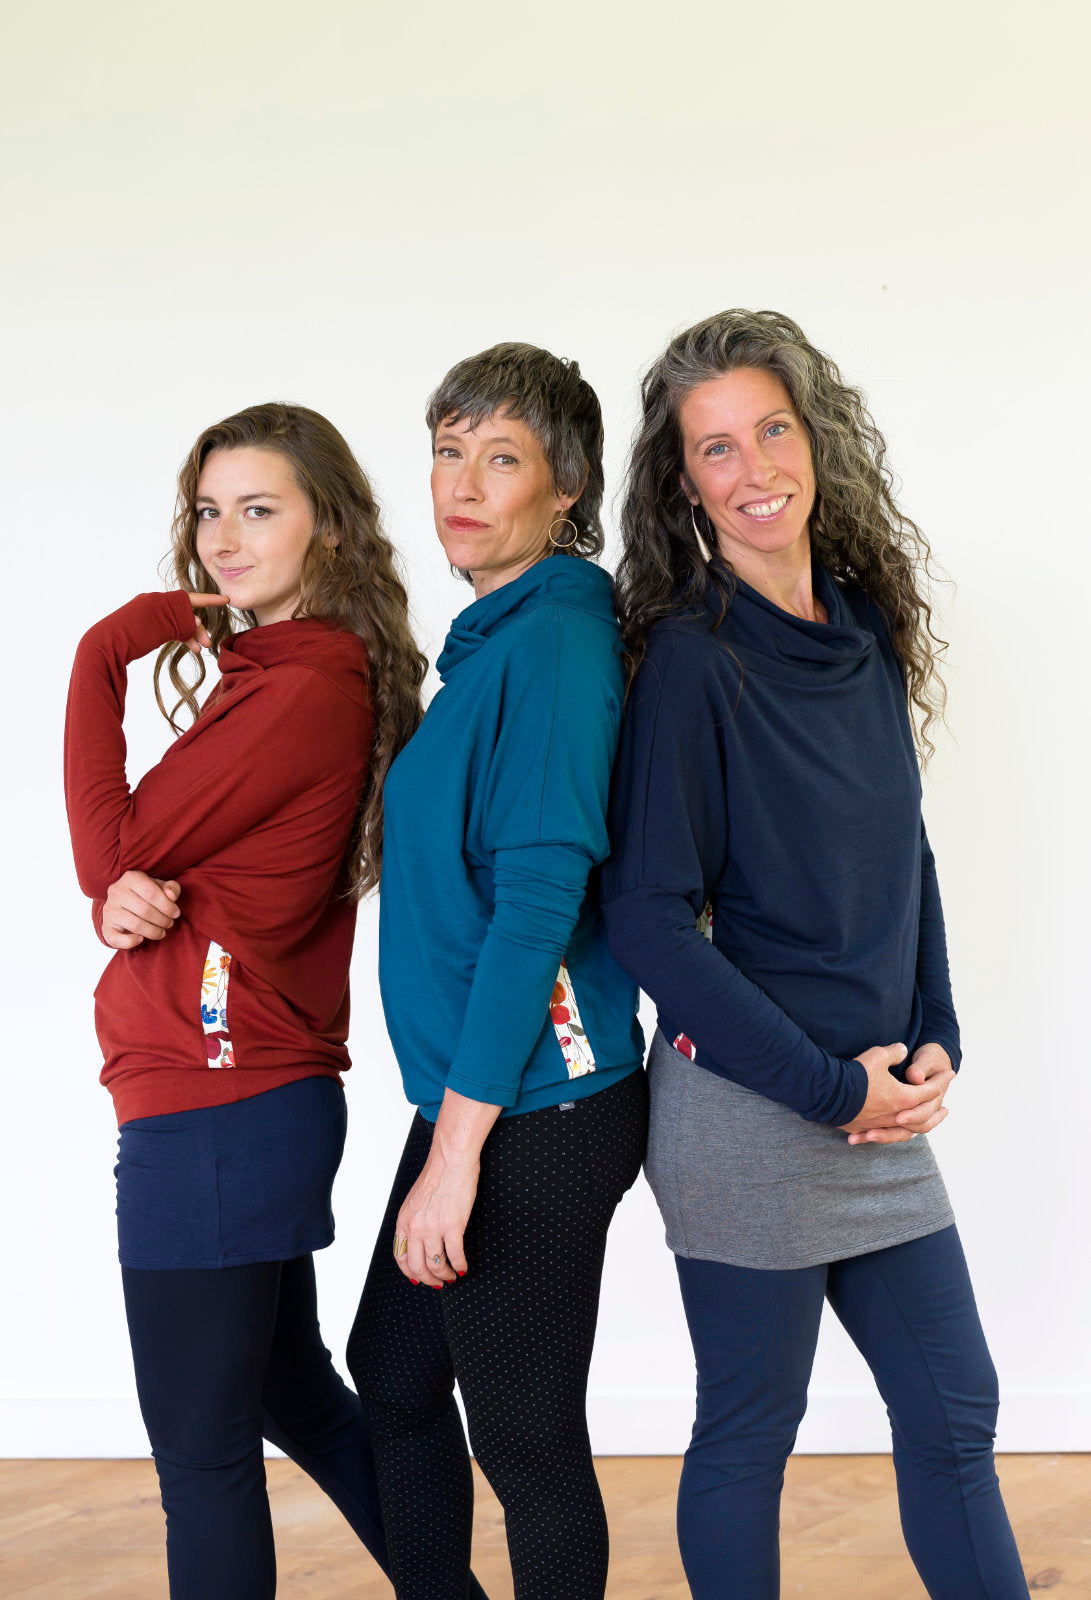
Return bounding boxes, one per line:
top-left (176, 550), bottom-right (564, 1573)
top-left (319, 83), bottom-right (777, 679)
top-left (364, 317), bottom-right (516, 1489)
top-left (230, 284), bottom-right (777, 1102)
top-left (72, 851), bottom-right (119, 903)
top-left (77, 871), bottom-right (112, 902)
top-left (602, 904), bottom-right (649, 988)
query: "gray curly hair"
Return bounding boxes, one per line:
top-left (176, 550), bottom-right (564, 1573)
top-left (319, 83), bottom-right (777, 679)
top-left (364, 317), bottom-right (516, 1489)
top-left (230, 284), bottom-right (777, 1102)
top-left (615, 308), bottom-right (948, 759)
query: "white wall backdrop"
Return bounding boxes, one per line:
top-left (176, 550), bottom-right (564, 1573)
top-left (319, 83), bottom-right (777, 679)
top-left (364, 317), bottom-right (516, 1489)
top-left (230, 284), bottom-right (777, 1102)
top-left (2, 0), bottom-right (1088, 1457)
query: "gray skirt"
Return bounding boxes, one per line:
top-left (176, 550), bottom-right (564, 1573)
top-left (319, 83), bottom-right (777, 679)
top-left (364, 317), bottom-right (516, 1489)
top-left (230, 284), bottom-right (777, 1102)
top-left (645, 1028), bottom-right (955, 1271)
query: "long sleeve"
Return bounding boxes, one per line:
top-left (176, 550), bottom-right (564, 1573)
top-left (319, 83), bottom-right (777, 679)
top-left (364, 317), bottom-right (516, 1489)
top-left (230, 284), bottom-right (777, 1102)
top-left (915, 822), bottom-right (961, 1069)
top-left (65, 593), bottom-right (359, 899)
top-left (65, 591), bottom-right (196, 896)
top-left (443, 607), bottom-right (622, 1107)
top-left (601, 630), bottom-right (867, 1126)
top-left (444, 842), bottom-right (594, 1106)
top-left (863, 595), bottom-right (962, 1073)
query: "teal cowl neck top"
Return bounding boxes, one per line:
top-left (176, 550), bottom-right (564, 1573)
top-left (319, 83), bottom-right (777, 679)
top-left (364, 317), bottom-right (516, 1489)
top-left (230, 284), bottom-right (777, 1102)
top-left (379, 554), bottom-right (644, 1120)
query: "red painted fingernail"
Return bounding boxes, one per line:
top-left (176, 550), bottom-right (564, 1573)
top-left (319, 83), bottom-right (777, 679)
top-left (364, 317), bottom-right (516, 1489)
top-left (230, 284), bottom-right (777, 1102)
top-left (410, 1279), bottom-right (419, 1285)
top-left (457, 1270), bottom-right (466, 1277)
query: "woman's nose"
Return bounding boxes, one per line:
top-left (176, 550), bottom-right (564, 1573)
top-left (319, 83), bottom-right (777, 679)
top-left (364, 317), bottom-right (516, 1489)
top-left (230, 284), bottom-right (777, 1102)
top-left (452, 465), bottom-right (482, 501)
top-left (210, 515), bottom-right (242, 550)
top-left (740, 446), bottom-right (776, 487)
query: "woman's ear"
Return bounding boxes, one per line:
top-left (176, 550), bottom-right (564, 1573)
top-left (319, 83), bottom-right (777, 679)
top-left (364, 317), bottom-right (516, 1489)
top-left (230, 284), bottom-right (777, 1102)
top-left (554, 476), bottom-right (583, 516)
top-left (680, 471), bottom-right (699, 508)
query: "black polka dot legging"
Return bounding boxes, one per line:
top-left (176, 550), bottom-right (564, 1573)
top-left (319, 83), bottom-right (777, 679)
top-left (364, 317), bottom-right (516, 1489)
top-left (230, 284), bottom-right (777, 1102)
top-left (346, 1068), bottom-right (648, 1600)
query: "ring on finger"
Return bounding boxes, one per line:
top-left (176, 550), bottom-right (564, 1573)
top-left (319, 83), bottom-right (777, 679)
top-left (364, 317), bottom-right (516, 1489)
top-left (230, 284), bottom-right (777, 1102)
top-left (393, 1234), bottom-right (408, 1258)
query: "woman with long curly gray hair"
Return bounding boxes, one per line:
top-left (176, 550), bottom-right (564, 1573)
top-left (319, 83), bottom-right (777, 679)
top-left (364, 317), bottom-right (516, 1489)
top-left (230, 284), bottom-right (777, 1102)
top-left (601, 311), bottom-right (1028, 1598)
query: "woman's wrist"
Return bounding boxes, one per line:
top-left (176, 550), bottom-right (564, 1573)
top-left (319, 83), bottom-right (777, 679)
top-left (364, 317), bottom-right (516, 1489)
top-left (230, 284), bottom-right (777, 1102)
top-left (432, 1086), bottom-right (502, 1165)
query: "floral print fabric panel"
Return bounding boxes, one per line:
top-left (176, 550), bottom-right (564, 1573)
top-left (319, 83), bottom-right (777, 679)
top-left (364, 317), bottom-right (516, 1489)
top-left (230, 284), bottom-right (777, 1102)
top-left (550, 961), bottom-right (597, 1079)
top-left (673, 903), bottom-right (714, 1063)
top-left (201, 940), bottom-right (235, 1068)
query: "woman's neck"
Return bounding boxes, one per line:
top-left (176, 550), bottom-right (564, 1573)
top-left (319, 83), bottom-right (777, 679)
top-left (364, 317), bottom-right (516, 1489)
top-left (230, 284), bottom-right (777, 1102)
top-left (721, 537), bottom-right (825, 623)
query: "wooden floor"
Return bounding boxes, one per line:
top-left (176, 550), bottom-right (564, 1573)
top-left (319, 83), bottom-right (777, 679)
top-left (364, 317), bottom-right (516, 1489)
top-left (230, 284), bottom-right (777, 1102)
top-left (1, 1455), bottom-right (1087, 1597)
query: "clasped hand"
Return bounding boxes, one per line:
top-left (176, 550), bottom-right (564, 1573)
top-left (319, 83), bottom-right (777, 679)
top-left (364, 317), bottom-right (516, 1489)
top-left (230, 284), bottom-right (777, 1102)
top-left (840, 1041), bottom-right (955, 1146)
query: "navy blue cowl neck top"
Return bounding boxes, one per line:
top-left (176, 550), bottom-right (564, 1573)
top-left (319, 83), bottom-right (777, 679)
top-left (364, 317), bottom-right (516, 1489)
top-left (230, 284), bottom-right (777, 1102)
top-left (600, 563), bottom-right (960, 1126)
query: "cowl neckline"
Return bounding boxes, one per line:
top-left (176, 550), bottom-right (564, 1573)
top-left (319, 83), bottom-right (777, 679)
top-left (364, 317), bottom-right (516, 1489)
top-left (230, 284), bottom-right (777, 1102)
top-left (217, 616), bottom-right (370, 707)
top-left (436, 555), bottom-right (615, 683)
top-left (709, 563), bottom-right (876, 685)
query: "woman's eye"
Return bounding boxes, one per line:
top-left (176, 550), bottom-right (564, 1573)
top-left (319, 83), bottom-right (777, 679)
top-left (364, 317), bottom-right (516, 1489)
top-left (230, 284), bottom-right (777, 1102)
top-left (765, 422), bottom-right (788, 439)
top-left (436, 447), bottom-right (460, 459)
top-left (705, 442), bottom-right (730, 458)
top-left (196, 507), bottom-right (217, 520)
top-left (245, 505), bottom-right (272, 518)
top-left (494, 455), bottom-right (517, 467)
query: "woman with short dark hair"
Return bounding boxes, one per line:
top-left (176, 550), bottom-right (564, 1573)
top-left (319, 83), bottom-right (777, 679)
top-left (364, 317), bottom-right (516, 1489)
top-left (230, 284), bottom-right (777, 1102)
top-left (347, 343), bottom-right (647, 1600)
top-left (602, 310), bottom-right (1029, 1599)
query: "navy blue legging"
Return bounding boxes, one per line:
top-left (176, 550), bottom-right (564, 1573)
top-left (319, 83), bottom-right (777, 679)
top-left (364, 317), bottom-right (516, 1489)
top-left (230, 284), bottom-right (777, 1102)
top-left (122, 1253), bottom-right (489, 1600)
top-left (675, 1226), bottom-right (1029, 1600)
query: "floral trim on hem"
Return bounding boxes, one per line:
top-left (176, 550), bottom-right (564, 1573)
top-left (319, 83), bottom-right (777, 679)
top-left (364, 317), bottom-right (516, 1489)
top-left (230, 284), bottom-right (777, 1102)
top-left (672, 903), bottom-right (714, 1064)
top-left (550, 961), bottom-right (596, 1079)
top-left (201, 941), bottom-right (235, 1069)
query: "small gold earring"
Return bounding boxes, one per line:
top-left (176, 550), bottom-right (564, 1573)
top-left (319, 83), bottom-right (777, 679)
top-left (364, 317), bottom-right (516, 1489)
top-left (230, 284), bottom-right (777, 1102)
top-left (548, 517), bottom-right (579, 550)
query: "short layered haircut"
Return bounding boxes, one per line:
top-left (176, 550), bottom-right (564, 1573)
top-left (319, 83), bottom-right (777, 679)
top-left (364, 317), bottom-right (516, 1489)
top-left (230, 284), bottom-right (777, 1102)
top-left (426, 342), bottom-right (605, 567)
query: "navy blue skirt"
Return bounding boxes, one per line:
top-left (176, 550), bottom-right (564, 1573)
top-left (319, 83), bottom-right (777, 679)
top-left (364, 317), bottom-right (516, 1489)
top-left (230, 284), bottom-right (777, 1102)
top-left (115, 1076), bottom-right (347, 1270)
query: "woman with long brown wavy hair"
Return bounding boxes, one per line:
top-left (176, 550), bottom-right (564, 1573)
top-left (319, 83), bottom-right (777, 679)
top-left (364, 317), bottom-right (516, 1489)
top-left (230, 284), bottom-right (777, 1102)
top-left (601, 312), bottom-right (1029, 1598)
top-left (64, 403), bottom-right (488, 1599)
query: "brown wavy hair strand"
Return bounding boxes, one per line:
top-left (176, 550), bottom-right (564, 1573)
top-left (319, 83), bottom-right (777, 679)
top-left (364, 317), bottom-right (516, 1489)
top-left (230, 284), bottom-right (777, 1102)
top-left (155, 401), bottom-right (427, 895)
top-left (616, 309), bottom-right (948, 760)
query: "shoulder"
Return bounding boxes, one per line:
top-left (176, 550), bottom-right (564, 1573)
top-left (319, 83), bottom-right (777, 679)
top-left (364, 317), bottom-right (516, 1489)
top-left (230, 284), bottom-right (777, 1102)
top-left (218, 660), bottom-right (366, 724)
top-left (631, 614), bottom-right (738, 707)
top-left (834, 578), bottom-right (890, 640)
top-left (501, 599), bottom-right (618, 650)
top-left (836, 581), bottom-right (904, 673)
top-left (497, 603), bottom-right (623, 693)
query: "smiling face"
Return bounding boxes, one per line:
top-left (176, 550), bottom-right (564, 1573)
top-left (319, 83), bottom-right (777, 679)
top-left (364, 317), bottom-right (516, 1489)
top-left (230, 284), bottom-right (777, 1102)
top-left (678, 367), bottom-right (816, 574)
top-left (194, 447), bottom-right (322, 625)
top-left (430, 411), bottom-right (576, 598)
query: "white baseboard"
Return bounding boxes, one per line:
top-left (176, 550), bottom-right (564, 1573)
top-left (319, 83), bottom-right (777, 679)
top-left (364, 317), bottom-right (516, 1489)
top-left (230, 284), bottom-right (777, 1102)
top-left (2, 1391), bottom-right (1088, 1460)
top-left (586, 1389), bottom-right (1091, 1455)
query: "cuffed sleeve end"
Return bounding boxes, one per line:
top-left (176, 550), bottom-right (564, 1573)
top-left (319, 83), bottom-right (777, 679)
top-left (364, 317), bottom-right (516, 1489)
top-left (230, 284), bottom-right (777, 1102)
top-left (827, 1056), bottom-right (869, 1125)
top-left (442, 1069), bottom-right (518, 1109)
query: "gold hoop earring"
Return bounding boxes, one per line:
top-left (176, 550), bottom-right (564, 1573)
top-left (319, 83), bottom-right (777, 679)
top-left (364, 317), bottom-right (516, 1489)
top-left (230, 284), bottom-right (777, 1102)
top-left (548, 517), bottom-right (579, 550)
top-left (690, 505), bottom-right (714, 564)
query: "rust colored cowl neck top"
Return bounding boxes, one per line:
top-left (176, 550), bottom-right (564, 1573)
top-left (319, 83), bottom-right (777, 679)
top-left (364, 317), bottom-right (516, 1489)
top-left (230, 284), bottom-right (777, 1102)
top-left (64, 591), bottom-right (373, 1126)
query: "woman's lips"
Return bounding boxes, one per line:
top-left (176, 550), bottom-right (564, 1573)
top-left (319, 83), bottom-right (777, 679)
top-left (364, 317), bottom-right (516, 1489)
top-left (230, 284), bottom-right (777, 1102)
top-left (737, 494), bottom-right (791, 522)
top-left (445, 516), bottom-right (489, 531)
top-left (218, 565), bottom-right (254, 578)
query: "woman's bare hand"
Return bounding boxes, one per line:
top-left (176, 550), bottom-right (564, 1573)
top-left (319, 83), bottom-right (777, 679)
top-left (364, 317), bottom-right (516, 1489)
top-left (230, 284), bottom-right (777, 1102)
top-left (840, 1042), bottom-right (937, 1142)
top-left (392, 1089), bottom-right (502, 1289)
top-left (101, 871), bottom-right (181, 949)
top-left (904, 1042), bottom-right (953, 1087)
top-left (846, 1041), bottom-right (955, 1145)
top-left (182, 592), bottom-right (230, 654)
top-left (394, 1149), bottom-right (479, 1289)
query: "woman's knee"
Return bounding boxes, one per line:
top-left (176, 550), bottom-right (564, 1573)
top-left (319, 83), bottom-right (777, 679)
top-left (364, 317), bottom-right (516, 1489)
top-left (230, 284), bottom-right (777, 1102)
top-left (463, 1385), bottom-right (593, 1496)
top-left (893, 1342), bottom-right (1000, 1466)
top-left (142, 1397), bottom-right (263, 1473)
top-left (685, 1411), bottom-right (799, 1492)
